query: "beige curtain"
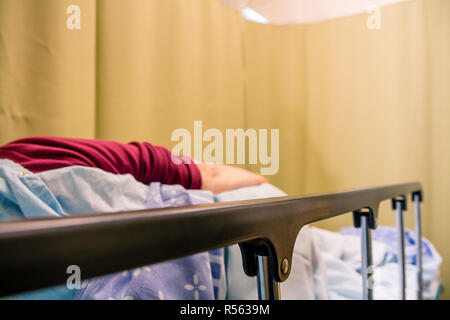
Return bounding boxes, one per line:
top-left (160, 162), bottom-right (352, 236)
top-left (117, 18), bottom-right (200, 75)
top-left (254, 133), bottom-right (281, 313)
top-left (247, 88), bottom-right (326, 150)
top-left (96, 0), bottom-right (246, 144)
top-left (304, 1), bottom-right (450, 300)
top-left (0, 0), bottom-right (96, 141)
top-left (0, 0), bottom-right (448, 298)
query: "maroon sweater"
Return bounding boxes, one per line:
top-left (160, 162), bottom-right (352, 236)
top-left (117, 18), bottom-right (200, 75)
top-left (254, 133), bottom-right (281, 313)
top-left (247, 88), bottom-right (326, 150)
top-left (0, 137), bottom-right (202, 189)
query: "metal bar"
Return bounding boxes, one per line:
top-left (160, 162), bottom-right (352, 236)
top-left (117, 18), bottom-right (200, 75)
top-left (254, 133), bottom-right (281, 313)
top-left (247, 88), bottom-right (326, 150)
top-left (396, 201), bottom-right (406, 300)
top-left (414, 194), bottom-right (423, 300)
top-left (360, 215), bottom-right (374, 300)
top-left (256, 255), bottom-right (281, 300)
top-left (0, 182), bottom-right (422, 296)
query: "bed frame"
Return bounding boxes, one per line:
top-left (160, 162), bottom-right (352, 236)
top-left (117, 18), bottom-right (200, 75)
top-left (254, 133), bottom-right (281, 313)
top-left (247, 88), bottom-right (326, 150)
top-left (0, 182), bottom-right (423, 300)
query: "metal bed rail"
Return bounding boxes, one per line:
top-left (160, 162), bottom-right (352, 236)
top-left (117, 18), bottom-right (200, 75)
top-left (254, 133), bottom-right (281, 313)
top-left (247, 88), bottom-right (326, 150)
top-left (0, 182), bottom-right (423, 300)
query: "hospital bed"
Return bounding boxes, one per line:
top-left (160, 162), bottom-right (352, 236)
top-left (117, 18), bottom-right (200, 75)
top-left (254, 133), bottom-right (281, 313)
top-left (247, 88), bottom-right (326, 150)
top-left (0, 182), bottom-right (427, 300)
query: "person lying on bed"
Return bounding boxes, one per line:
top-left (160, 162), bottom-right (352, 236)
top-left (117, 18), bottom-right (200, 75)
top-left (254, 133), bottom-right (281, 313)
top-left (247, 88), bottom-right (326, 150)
top-left (0, 136), bottom-right (266, 194)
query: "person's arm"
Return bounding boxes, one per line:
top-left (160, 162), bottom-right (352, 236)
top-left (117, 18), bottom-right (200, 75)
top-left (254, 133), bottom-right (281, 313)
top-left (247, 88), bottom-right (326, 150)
top-left (197, 162), bottom-right (266, 194)
top-left (0, 136), bottom-right (201, 189)
top-left (0, 136), bottom-right (266, 193)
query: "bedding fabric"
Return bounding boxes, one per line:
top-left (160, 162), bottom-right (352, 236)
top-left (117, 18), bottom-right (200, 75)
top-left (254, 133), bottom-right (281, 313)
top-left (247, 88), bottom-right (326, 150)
top-left (341, 226), bottom-right (442, 300)
top-left (0, 159), bottom-right (440, 300)
top-left (0, 159), bottom-right (225, 300)
top-left (311, 226), bottom-right (442, 300)
top-left (0, 158), bottom-right (328, 300)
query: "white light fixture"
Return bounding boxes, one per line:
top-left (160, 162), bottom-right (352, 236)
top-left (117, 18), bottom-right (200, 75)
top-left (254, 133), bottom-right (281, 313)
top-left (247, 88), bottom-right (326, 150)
top-left (241, 7), bottom-right (268, 24)
top-left (219, 0), bottom-right (409, 25)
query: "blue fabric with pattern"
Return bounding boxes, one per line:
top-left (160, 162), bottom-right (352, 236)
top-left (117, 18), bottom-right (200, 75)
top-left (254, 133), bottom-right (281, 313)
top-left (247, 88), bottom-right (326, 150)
top-left (0, 159), bottom-right (226, 300)
top-left (75, 183), bottom-right (225, 300)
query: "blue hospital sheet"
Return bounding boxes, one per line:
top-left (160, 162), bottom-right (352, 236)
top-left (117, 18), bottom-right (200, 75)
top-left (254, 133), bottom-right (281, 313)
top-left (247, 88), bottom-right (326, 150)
top-left (0, 159), bottom-right (225, 300)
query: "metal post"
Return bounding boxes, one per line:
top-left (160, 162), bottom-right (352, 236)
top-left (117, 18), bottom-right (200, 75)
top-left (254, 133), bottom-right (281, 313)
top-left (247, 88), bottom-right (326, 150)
top-left (256, 255), bottom-right (281, 300)
top-left (360, 215), bottom-right (374, 300)
top-left (395, 200), bottom-right (406, 300)
top-left (414, 194), bottom-right (423, 300)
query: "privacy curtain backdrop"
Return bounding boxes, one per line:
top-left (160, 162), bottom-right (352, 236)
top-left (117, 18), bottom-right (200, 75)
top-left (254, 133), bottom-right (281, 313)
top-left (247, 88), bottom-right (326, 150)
top-left (0, 0), bottom-right (449, 298)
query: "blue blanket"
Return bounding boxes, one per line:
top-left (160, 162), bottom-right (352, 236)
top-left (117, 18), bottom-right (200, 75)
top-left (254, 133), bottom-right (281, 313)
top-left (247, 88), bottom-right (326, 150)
top-left (0, 159), bottom-right (225, 300)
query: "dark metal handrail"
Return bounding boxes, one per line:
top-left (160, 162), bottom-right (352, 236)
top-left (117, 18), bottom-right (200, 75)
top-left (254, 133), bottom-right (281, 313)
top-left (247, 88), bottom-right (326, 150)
top-left (0, 182), bottom-right (422, 298)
